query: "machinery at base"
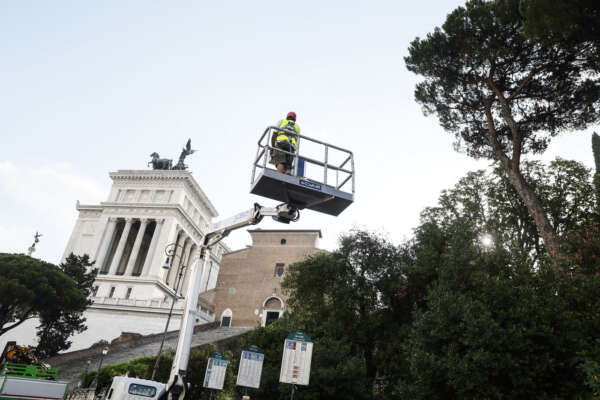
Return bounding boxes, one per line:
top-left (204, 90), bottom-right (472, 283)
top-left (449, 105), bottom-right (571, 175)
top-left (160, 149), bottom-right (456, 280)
top-left (103, 377), bottom-right (165, 400)
top-left (0, 342), bottom-right (67, 400)
top-left (0, 342), bottom-right (40, 367)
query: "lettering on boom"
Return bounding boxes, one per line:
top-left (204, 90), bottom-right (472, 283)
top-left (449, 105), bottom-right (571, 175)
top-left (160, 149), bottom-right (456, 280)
top-left (299, 180), bottom-right (321, 191)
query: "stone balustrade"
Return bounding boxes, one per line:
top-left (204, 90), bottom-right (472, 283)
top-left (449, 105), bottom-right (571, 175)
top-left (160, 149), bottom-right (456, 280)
top-left (90, 296), bottom-right (214, 318)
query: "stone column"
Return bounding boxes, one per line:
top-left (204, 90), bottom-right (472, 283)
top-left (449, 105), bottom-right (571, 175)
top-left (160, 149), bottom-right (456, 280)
top-left (141, 219), bottom-right (164, 277)
top-left (124, 219), bottom-right (148, 276)
top-left (94, 218), bottom-right (118, 273)
top-left (108, 218), bottom-right (133, 275)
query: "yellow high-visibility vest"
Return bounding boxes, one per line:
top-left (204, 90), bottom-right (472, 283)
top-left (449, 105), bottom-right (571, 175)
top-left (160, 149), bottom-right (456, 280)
top-left (277, 119), bottom-right (300, 147)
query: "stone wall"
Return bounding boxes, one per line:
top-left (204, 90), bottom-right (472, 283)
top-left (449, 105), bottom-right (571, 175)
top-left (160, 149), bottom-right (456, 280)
top-left (48, 322), bottom-right (252, 387)
top-left (214, 229), bottom-right (322, 327)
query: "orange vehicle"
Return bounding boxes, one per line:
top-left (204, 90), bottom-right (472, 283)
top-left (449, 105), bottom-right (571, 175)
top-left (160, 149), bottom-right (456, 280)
top-left (1, 342), bottom-right (40, 367)
top-left (0, 342), bottom-right (67, 400)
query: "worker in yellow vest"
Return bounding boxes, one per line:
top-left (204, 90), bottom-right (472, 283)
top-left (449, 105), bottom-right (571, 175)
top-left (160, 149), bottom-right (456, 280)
top-left (271, 111), bottom-right (301, 174)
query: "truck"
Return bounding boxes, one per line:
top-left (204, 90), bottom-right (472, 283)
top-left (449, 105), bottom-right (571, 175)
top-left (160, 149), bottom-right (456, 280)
top-left (103, 377), bottom-right (165, 400)
top-left (0, 362), bottom-right (68, 400)
top-left (0, 342), bottom-right (68, 400)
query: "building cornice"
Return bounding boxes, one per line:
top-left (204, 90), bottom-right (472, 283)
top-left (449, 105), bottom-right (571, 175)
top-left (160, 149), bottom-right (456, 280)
top-left (221, 247), bottom-right (250, 257)
top-left (95, 274), bottom-right (183, 295)
top-left (109, 170), bottom-right (218, 218)
top-left (90, 302), bottom-right (185, 315)
top-left (76, 202), bottom-right (104, 212)
top-left (247, 229), bottom-right (323, 238)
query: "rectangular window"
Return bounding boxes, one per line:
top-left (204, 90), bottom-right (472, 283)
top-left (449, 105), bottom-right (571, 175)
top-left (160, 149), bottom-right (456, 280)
top-left (274, 263), bottom-right (285, 277)
top-left (108, 287), bottom-right (116, 298)
top-left (125, 288), bottom-right (132, 299)
top-left (128, 384), bottom-right (157, 397)
top-left (266, 311), bottom-right (280, 326)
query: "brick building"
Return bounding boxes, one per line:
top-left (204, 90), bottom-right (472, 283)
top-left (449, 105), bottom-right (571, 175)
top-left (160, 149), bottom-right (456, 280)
top-left (213, 229), bottom-right (322, 327)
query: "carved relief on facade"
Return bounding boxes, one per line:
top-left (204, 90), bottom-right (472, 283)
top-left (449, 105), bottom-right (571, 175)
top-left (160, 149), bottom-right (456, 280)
top-left (139, 190), bottom-right (152, 202)
top-left (81, 220), bottom-right (97, 236)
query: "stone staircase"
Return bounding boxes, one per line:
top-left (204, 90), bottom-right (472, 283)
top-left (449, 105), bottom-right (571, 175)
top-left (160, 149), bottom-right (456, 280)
top-left (48, 324), bottom-right (254, 386)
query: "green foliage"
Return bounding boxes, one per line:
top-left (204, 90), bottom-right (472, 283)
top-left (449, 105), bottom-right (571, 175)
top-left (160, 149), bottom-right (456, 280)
top-left (406, 0), bottom-right (599, 161)
top-left (0, 253), bottom-right (88, 343)
top-left (77, 155), bottom-right (599, 398)
top-left (59, 253), bottom-right (98, 298)
top-left (35, 253), bottom-right (98, 358)
top-left (283, 230), bottom-right (404, 390)
top-left (239, 313), bottom-right (371, 400)
top-left (520, 0), bottom-right (600, 44)
top-left (398, 270), bottom-right (600, 399)
top-left (405, 0), bottom-right (600, 253)
top-left (83, 345), bottom-right (237, 399)
top-left (393, 156), bottom-right (600, 399)
top-left (593, 132), bottom-right (600, 209)
top-left (421, 158), bottom-right (595, 266)
top-left (578, 346), bottom-right (600, 399)
top-left (559, 221), bottom-right (600, 276)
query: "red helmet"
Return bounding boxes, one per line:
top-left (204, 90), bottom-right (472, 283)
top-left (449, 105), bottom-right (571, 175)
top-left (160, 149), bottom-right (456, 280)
top-left (286, 111), bottom-right (297, 121)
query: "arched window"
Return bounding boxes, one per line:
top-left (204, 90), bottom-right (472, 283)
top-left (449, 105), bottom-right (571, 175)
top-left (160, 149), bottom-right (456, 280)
top-left (220, 308), bottom-right (232, 327)
top-left (262, 296), bottom-right (284, 327)
top-left (264, 297), bottom-right (283, 309)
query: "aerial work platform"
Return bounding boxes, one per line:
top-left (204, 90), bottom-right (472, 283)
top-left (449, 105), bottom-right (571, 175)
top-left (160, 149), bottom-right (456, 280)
top-left (250, 126), bottom-right (355, 216)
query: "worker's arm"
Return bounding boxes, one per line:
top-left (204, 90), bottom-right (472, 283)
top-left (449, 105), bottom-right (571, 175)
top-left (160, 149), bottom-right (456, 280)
top-left (272, 119), bottom-right (283, 147)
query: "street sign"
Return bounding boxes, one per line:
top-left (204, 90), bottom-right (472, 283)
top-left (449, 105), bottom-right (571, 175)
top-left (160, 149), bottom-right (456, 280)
top-left (203, 353), bottom-right (228, 390)
top-left (236, 345), bottom-right (264, 389)
top-left (279, 332), bottom-right (313, 386)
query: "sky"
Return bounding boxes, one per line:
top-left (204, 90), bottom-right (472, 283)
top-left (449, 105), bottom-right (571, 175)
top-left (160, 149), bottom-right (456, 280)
top-left (0, 1), bottom-right (596, 264)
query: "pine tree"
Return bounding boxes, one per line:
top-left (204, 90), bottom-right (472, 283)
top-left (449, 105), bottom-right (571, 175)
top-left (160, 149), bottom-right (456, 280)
top-left (405, 0), bottom-right (600, 256)
top-left (34, 253), bottom-right (98, 359)
top-left (592, 132), bottom-right (600, 210)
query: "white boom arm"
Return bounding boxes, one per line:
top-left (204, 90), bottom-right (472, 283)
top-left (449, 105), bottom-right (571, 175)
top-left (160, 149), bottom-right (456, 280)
top-left (162, 203), bottom-right (298, 399)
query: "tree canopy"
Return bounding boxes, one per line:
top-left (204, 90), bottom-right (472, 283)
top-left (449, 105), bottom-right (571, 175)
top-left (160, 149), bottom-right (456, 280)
top-left (87, 153), bottom-right (600, 398)
top-left (35, 254), bottom-right (97, 358)
top-left (405, 0), bottom-right (600, 254)
top-left (239, 154), bottom-right (598, 399)
top-left (520, 0), bottom-right (600, 45)
top-left (0, 253), bottom-right (95, 358)
top-left (282, 230), bottom-right (404, 392)
top-left (82, 344), bottom-right (237, 399)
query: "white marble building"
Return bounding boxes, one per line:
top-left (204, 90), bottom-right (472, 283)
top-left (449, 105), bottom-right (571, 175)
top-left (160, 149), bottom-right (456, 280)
top-left (1, 169), bottom-right (228, 351)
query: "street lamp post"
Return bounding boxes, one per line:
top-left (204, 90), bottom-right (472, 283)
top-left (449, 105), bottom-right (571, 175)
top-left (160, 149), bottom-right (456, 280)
top-left (92, 347), bottom-right (109, 389)
top-left (151, 243), bottom-right (188, 381)
top-left (80, 359), bottom-right (91, 388)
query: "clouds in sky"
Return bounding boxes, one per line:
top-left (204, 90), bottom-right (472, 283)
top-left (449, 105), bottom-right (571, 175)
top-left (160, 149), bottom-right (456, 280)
top-left (0, 161), bottom-right (105, 263)
top-left (0, 1), bottom-right (596, 263)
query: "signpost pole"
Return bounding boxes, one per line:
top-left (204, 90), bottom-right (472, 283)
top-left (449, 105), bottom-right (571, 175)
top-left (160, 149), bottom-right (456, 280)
top-left (290, 384), bottom-right (296, 400)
